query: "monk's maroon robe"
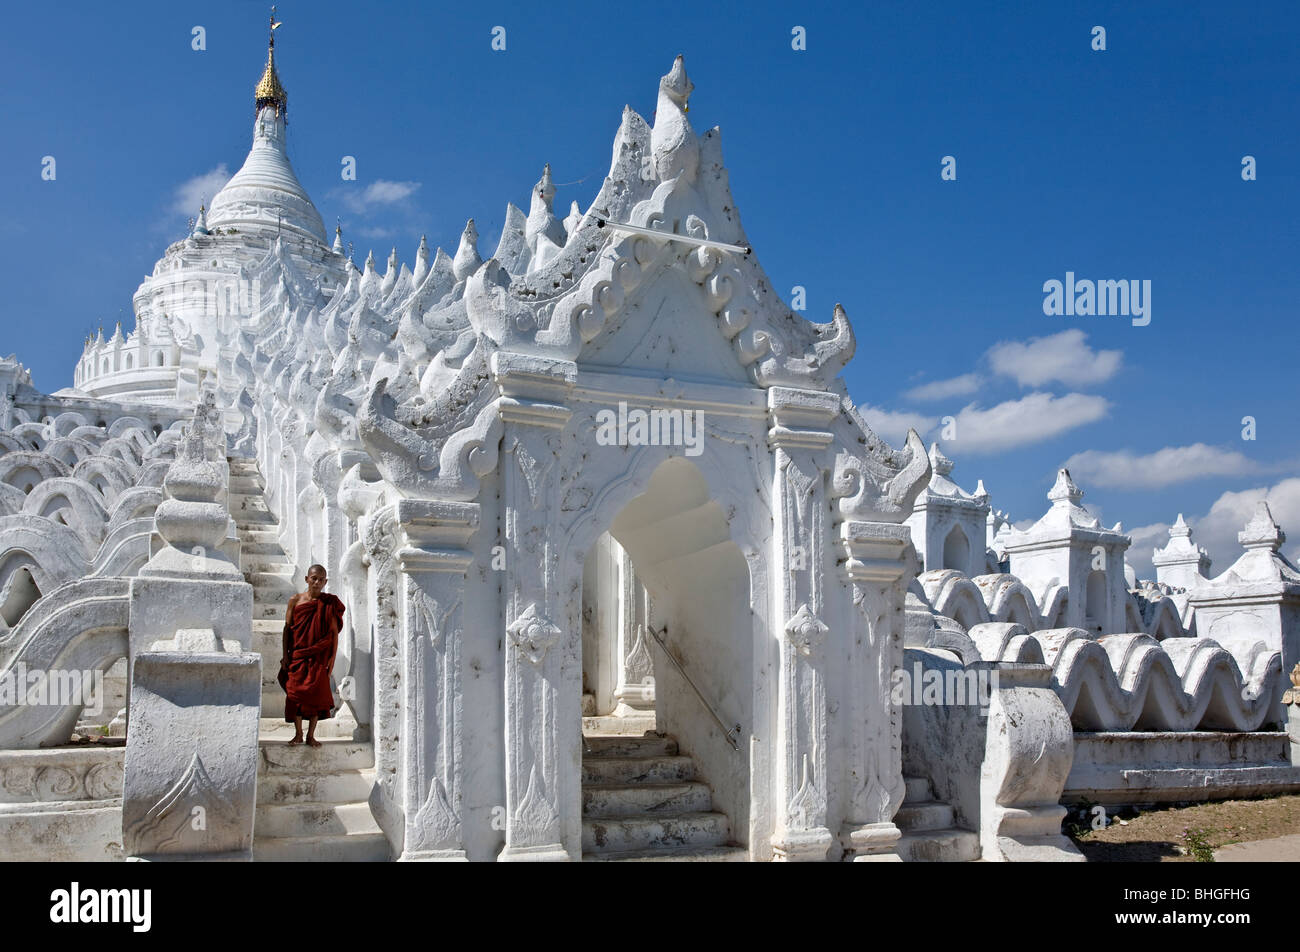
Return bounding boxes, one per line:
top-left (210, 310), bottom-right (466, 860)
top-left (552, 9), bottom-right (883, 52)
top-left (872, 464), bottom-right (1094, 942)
top-left (278, 593), bottom-right (345, 722)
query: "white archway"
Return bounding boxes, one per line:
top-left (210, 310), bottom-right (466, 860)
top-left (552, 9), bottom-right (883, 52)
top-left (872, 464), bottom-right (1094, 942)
top-left (942, 524), bottom-right (970, 574)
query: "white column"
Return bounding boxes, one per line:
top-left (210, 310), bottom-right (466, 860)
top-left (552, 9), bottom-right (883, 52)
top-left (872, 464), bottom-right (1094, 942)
top-left (397, 499), bottom-right (478, 861)
top-left (768, 387), bottom-right (839, 862)
top-left (496, 353), bottom-right (576, 862)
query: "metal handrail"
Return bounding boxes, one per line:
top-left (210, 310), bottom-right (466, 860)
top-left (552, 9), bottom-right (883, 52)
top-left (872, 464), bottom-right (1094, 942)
top-left (646, 625), bottom-right (742, 752)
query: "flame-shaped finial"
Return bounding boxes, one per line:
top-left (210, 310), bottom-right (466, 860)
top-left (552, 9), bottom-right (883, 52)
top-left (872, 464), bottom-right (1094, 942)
top-left (255, 8), bottom-right (288, 116)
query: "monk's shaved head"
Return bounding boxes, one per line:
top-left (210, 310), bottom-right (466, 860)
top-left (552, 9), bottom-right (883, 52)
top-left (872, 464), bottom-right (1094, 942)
top-left (306, 564), bottom-right (327, 578)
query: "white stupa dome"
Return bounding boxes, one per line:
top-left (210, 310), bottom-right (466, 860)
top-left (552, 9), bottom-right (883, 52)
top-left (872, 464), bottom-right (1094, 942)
top-left (205, 39), bottom-right (327, 245)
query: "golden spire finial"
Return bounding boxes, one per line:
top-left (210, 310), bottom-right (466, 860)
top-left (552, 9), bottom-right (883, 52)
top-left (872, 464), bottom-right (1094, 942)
top-left (256, 7), bottom-right (287, 116)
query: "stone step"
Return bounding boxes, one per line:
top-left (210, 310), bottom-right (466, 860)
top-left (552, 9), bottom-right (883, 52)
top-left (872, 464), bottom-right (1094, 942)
top-left (246, 564), bottom-right (295, 581)
top-left (241, 529), bottom-right (281, 543)
top-left (229, 493), bottom-right (271, 510)
top-left (259, 740), bottom-right (374, 773)
top-left (253, 832), bottom-right (391, 862)
top-left (255, 801), bottom-right (381, 838)
top-left (252, 641), bottom-right (284, 663)
top-left (241, 540), bottom-right (288, 556)
top-left (581, 755), bottom-right (695, 786)
top-left (251, 571), bottom-right (298, 590)
top-left (582, 782), bottom-right (712, 818)
top-left (897, 828), bottom-right (981, 863)
top-left (258, 769), bottom-right (375, 806)
top-left (243, 554), bottom-right (294, 573)
top-left (582, 714), bottom-right (657, 735)
top-left (904, 776), bottom-right (933, 802)
top-left (895, 801), bottom-right (955, 832)
top-left (258, 717), bottom-right (354, 741)
top-left (253, 631), bottom-right (285, 657)
top-left (582, 733), bottom-right (678, 757)
top-left (583, 846), bottom-right (749, 862)
top-left (235, 513), bottom-right (277, 528)
top-left (582, 811), bottom-right (730, 854)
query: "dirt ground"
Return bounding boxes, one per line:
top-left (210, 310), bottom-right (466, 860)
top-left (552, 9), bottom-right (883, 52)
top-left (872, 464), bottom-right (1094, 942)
top-left (1065, 794), bottom-right (1300, 861)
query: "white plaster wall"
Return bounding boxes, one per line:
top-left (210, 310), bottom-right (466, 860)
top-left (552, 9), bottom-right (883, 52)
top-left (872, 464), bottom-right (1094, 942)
top-left (637, 538), bottom-right (754, 846)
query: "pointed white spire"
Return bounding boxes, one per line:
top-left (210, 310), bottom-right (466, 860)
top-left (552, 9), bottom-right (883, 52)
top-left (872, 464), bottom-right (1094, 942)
top-left (1047, 469), bottom-right (1084, 507)
top-left (526, 164), bottom-right (566, 250)
top-left (1239, 500), bottom-right (1285, 552)
top-left (453, 219), bottom-right (482, 281)
top-left (332, 224), bottom-right (345, 255)
top-left (413, 235), bottom-right (430, 285)
top-left (1154, 512), bottom-right (1212, 587)
top-left (359, 249), bottom-right (380, 298)
top-left (381, 247), bottom-right (400, 295)
top-left (651, 55), bottom-right (699, 184)
top-left (563, 200), bottom-right (582, 238)
top-left (191, 204), bottom-right (210, 237)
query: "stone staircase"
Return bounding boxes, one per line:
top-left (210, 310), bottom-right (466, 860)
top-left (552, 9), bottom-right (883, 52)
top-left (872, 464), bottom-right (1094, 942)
top-left (228, 457), bottom-right (389, 862)
top-left (253, 740), bottom-right (389, 861)
top-left (895, 775), bottom-right (980, 862)
top-left (580, 725), bottom-right (746, 862)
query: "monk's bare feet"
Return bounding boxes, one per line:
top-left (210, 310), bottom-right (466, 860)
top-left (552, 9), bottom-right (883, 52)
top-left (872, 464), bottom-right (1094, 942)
top-left (288, 735), bottom-right (303, 746)
top-left (306, 736), bottom-right (322, 748)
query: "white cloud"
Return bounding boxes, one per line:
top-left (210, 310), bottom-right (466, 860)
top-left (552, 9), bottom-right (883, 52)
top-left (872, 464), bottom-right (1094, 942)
top-left (337, 179), bottom-right (422, 214)
top-left (903, 373), bottom-right (983, 402)
top-left (987, 329), bottom-right (1122, 388)
top-left (1189, 478), bottom-right (1300, 573)
top-left (1063, 443), bottom-right (1259, 489)
top-left (172, 165), bottom-right (230, 217)
top-left (859, 392), bottom-right (1108, 454)
top-left (857, 405), bottom-right (936, 447)
top-left (946, 392), bottom-right (1110, 454)
top-left (1126, 477), bottom-right (1300, 579)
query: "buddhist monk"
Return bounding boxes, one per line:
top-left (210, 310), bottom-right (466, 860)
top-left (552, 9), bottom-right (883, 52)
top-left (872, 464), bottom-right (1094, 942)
top-left (278, 564), bottom-right (345, 748)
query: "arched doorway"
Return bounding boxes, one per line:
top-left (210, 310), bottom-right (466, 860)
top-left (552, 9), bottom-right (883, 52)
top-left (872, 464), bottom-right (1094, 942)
top-left (1084, 569), bottom-right (1107, 634)
top-left (575, 456), bottom-right (753, 859)
top-left (942, 525), bottom-right (970, 574)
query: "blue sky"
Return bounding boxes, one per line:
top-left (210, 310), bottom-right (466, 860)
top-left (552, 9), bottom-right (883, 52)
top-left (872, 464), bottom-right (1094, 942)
top-left (1, 0), bottom-right (1296, 574)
